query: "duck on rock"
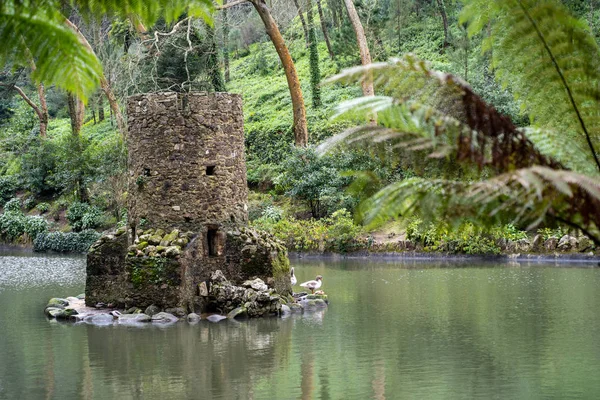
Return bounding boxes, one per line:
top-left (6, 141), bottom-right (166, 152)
top-left (300, 275), bottom-right (322, 294)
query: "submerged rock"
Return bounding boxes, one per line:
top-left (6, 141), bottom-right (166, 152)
top-left (84, 313), bottom-right (114, 325)
top-left (288, 303), bottom-right (303, 313)
top-left (151, 312), bottom-right (179, 324)
top-left (206, 314), bottom-right (227, 323)
top-left (227, 307), bottom-right (248, 320)
top-left (187, 313), bottom-right (201, 323)
top-left (118, 313), bottom-right (151, 323)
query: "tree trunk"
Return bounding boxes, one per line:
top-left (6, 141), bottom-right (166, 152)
top-left (316, 0), bottom-right (335, 59)
top-left (343, 0), bottom-right (374, 97)
top-left (222, 0), bottom-right (231, 82)
top-left (307, 0), bottom-right (322, 107)
top-left (292, 0), bottom-right (310, 46)
top-left (64, 19), bottom-right (126, 135)
top-left (67, 92), bottom-right (84, 135)
top-left (98, 91), bottom-right (105, 121)
top-left (36, 83), bottom-right (49, 137)
top-left (0, 82), bottom-right (48, 137)
top-left (250, 0), bottom-right (309, 146)
top-left (436, 0), bottom-right (450, 49)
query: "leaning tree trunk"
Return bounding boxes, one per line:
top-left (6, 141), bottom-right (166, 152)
top-left (343, 0), bottom-right (374, 97)
top-left (250, 0), bottom-right (309, 146)
top-left (292, 0), bottom-right (310, 46)
top-left (316, 0), bottom-right (335, 59)
top-left (436, 0), bottom-right (450, 49)
top-left (65, 19), bottom-right (126, 135)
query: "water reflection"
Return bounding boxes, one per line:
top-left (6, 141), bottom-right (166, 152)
top-left (1, 252), bottom-right (600, 399)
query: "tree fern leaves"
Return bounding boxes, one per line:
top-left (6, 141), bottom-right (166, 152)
top-left (323, 3), bottom-right (600, 243)
top-left (461, 0), bottom-right (600, 174)
top-left (0, 0), bottom-right (215, 101)
top-left (0, 10), bottom-right (101, 100)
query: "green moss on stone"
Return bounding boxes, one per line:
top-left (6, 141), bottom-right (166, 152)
top-left (127, 256), bottom-right (180, 287)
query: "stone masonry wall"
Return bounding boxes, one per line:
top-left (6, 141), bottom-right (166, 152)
top-left (127, 92), bottom-right (248, 234)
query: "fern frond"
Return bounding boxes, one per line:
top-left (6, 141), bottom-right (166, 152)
top-left (0, 9), bottom-right (101, 100)
top-left (0, 0), bottom-right (215, 100)
top-left (358, 167), bottom-right (600, 244)
top-left (461, 0), bottom-right (600, 173)
top-left (325, 55), bottom-right (561, 172)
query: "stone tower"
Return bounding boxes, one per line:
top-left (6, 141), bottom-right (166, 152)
top-left (127, 92), bottom-right (248, 234)
top-left (86, 92), bottom-right (290, 314)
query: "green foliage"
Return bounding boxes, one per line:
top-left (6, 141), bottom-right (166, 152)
top-left (406, 219), bottom-right (510, 255)
top-left (253, 208), bottom-right (363, 253)
top-left (1, 0), bottom-right (215, 100)
top-left (0, 176), bottom-right (17, 206)
top-left (0, 211), bottom-right (25, 241)
top-left (33, 229), bottom-right (101, 253)
top-left (35, 202), bottom-right (50, 213)
top-left (537, 226), bottom-right (567, 240)
top-left (0, 201), bottom-right (48, 241)
top-left (461, 0), bottom-right (600, 175)
top-left (3, 197), bottom-right (21, 212)
top-left (322, 5), bottom-right (600, 243)
top-left (67, 202), bottom-right (104, 232)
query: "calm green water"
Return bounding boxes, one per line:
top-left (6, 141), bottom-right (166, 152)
top-left (1, 249), bottom-right (600, 399)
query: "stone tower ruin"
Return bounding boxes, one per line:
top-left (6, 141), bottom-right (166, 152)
top-left (127, 92), bottom-right (248, 234)
top-left (86, 92), bottom-right (290, 315)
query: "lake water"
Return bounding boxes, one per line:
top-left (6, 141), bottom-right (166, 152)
top-left (1, 249), bottom-right (600, 399)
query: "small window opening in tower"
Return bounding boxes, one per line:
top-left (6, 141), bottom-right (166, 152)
top-left (206, 165), bottom-right (216, 176)
top-left (207, 229), bottom-right (218, 257)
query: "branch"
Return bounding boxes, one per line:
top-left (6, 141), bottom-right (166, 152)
top-left (216, 0), bottom-right (249, 10)
top-left (0, 83), bottom-right (43, 120)
top-left (518, 0), bottom-right (600, 173)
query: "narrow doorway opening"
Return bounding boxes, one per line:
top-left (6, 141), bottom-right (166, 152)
top-left (207, 229), bottom-right (218, 256)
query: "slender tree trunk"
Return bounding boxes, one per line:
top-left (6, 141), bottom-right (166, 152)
top-left (98, 92), bottom-right (105, 121)
top-left (35, 83), bottom-right (49, 136)
top-left (330, 0), bottom-right (340, 29)
top-left (316, 0), bottom-right (335, 59)
top-left (64, 19), bottom-right (126, 135)
top-left (222, 0), bottom-right (231, 82)
top-left (293, 0), bottom-right (310, 46)
top-left (307, 0), bottom-right (322, 107)
top-left (343, 0), bottom-right (374, 97)
top-left (67, 92), bottom-right (84, 135)
top-left (250, 0), bottom-right (309, 146)
top-left (436, 0), bottom-right (450, 49)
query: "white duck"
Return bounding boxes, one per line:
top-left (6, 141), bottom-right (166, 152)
top-left (300, 275), bottom-right (322, 294)
top-left (290, 267), bottom-right (297, 286)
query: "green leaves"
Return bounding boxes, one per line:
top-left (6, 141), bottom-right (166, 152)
top-left (322, 2), bottom-right (600, 243)
top-left (0, 10), bottom-right (102, 100)
top-left (0, 0), bottom-right (215, 101)
top-left (461, 0), bottom-right (600, 174)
